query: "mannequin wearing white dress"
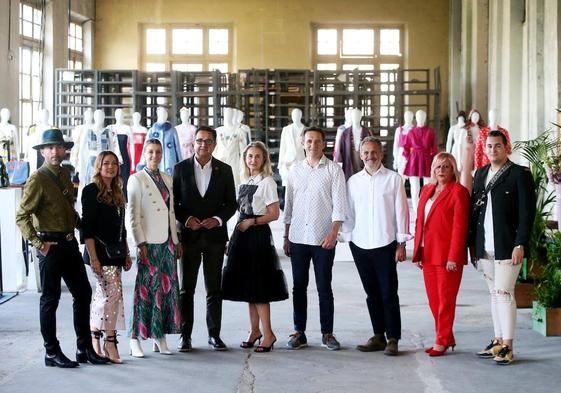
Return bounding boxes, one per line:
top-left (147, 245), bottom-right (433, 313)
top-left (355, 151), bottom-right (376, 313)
top-left (130, 112), bottom-right (147, 174)
top-left (234, 108), bottom-right (251, 145)
top-left (333, 108), bottom-right (353, 161)
top-left (70, 108), bottom-right (94, 173)
top-left (445, 112), bottom-right (467, 171)
top-left (392, 110), bottom-right (414, 176)
top-left (214, 107), bottom-right (248, 187)
top-left (278, 108), bottom-right (306, 186)
top-left (175, 107), bottom-right (197, 160)
top-left (0, 108), bottom-right (20, 161)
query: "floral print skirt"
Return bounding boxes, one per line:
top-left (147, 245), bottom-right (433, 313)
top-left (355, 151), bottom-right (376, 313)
top-left (128, 239), bottom-right (181, 339)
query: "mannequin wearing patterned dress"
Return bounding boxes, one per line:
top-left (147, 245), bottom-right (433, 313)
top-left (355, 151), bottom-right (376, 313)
top-left (175, 107), bottom-right (196, 160)
top-left (70, 108), bottom-right (94, 177)
top-left (278, 108), bottom-right (305, 186)
top-left (138, 107), bottom-right (182, 176)
top-left (0, 108), bottom-right (19, 161)
top-left (403, 110), bottom-right (438, 212)
top-left (392, 110), bottom-right (414, 177)
top-left (445, 112), bottom-right (468, 171)
top-left (234, 108), bottom-right (252, 145)
top-left (474, 109), bottom-right (512, 169)
top-left (130, 112), bottom-right (147, 174)
top-left (214, 107), bottom-right (249, 188)
top-left (109, 109), bottom-right (133, 191)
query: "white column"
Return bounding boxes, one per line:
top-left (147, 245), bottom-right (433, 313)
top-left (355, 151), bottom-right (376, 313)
top-left (0, 0), bottom-right (20, 125)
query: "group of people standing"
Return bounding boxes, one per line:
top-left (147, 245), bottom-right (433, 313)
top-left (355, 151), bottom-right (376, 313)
top-left (16, 121), bottom-right (534, 369)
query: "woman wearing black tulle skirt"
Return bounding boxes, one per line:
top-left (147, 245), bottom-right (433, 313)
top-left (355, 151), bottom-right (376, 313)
top-left (222, 141), bottom-right (288, 352)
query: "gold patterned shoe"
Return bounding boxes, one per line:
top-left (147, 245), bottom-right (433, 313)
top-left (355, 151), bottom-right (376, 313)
top-left (494, 346), bottom-right (514, 365)
top-left (476, 339), bottom-right (502, 358)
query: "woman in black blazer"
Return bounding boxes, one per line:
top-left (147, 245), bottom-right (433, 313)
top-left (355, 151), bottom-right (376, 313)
top-left (82, 151), bottom-right (132, 364)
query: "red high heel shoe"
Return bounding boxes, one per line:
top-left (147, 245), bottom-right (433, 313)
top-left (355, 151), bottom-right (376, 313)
top-left (428, 344), bottom-right (456, 357)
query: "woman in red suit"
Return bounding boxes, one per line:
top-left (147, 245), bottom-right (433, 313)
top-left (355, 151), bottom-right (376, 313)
top-left (412, 152), bottom-right (470, 356)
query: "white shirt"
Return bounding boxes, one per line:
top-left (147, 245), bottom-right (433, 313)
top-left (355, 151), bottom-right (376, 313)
top-left (484, 168), bottom-right (495, 253)
top-left (284, 155), bottom-right (347, 246)
top-left (343, 166), bottom-right (412, 249)
top-left (192, 157), bottom-right (222, 226)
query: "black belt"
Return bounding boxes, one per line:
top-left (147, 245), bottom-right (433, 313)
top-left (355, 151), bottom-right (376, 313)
top-left (37, 232), bottom-right (75, 242)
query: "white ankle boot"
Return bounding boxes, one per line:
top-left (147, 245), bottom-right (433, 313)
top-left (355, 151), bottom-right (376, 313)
top-left (153, 336), bottom-right (172, 355)
top-left (129, 338), bottom-right (144, 358)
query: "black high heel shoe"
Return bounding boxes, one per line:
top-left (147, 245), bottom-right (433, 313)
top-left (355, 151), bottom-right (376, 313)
top-left (240, 334), bottom-right (263, 349)
top-left (254, 338), bottom-right (277, 353)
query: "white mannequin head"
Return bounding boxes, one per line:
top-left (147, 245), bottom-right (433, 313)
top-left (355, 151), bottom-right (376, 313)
top-left (344, 108), bottom-right (353, 126)
top-left (403, 110), bottom-right (414, 125)
top-left (180, 107), bottom-right (189, 125)
top-left (83, 108), bottom-right (93, 125)
top-left (114, 108), bottom-right (124, 125)
top-left (488, 109), bottom-right (498, 128)
top-left (415, 110), bottom-right (427, 127)
top-left (291, 108), bottom-right (303, 125)
top-left (457, 115), bottom-right (465, 127)
top-left (469, 109), bottom-right (481, 126)
top-left (351, 108), bottom-right (363, 126)
top-left (132, 112), bottom-right (141, 127)
top-left (0, 108), bottom-right (10, 123)
top-left (93, 109), bottom-right (105, 128)
top-left (156, 107), bottom-right (168, 124)
top-left (223, 107), bottom-right (234, 128)
top-left (38, 108), bottom-right (49, 125)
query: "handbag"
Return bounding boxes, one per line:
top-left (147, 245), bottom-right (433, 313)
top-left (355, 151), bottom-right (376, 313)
top-left (7, 160), bottom-right (30, 185)
top-left (95, 207), bottom-right (127, 260)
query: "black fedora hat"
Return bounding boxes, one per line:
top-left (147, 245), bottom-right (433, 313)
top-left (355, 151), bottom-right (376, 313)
top-left (33, 128), bottom-right (74, 150)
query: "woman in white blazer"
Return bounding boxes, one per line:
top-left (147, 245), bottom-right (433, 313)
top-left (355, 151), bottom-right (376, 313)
top-left (127, 138), bottom-right (182, 358)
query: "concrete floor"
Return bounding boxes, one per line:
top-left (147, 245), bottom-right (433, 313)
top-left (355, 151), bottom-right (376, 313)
top-left (1, 220), bottom-right (560, 393)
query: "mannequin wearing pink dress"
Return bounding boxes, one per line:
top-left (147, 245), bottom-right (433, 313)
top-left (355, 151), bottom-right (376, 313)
top-left (130, 112), bottom-right (147, 174)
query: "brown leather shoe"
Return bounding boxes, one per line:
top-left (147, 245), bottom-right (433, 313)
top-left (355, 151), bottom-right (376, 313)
top-left (384, 338), bottom-right (399, 356)
top-left (356, 334), bottom-right (387, 352)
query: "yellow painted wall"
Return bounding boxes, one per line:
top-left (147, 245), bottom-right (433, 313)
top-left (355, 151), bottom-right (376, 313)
top-left (95, 0), bottom-right (450, 115)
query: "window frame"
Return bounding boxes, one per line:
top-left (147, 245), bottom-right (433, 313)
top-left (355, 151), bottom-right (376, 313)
top-left (140, 23), bottom-right (232, 72)
top-left (68, 20), bottom-right (84, 70)
top-left (312, 23), bottom-right (404, 70)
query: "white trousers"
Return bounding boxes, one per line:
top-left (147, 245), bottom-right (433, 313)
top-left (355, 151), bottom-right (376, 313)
top-left (479, 257), bottom-right (522, 340)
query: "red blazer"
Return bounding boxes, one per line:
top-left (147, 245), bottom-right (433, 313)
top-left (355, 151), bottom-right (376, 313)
top-left (412, 182), bottom-right (470, 266)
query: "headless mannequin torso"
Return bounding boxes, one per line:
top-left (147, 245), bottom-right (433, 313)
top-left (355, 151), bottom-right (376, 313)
top-left (336, 108), bottom-right (372, 180)
top-left (109, 108), bottom-right (133, 189)
top-left (278, 108), bottom-right (306, 185)
top-left (130, 112), bottom-right (147, 174)
top-left (140, 107), bottom-right (182, 175)
top-left (214, 107), bottom-right (248, 188)
top-left (0, 108), bottom-right (20, 161)
top-left (393, 110), bottom-right (414, 176)
top-left (175, 107), bottom-right (197, 160)
top-left (446, 113), bottom-right (467, 171)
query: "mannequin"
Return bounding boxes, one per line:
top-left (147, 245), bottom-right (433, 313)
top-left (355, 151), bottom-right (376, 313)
top-left (445, 111), bottom-right (468, 171)
top-left (130, 112), bottom-right (147, 174)
top-left (0, 108), bottom-right (19, 161)
top-left (78, 109), bottom-right (122, 186)
top-left (278, 108), bottom-right (306, 185)
top-left (175, 107), bottom-right (197, 159)
top-left (234, 108), bottom-right (251, 144)
top-left (336, 107), bottom-right (373, 180)
top-left (474, 109), bottom-right (512, 169)
top-left (26, 108), bottom-right (52, 172)
top-left (333, 108), bottom-right (353, 161)
top-left (392, 110), bottom-right (414, 176)
top-left (466, 109), bottom-right (486, 164)
top-left (138, 106), bottom-right (181, 175)
top-left (403, 110), bottom-right (438, 212)
top-left (109, 108), bottom-right (133, 190)
top-left (70, 108), bottom-right (94, 174)
top-left (214, 107), bottom-right (249, 188)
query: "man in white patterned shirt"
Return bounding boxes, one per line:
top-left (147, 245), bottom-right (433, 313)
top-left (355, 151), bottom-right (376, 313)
top-left (283, 127), bottom-right (347, 350)
top-left (342, 137), bottom-right (411, 356)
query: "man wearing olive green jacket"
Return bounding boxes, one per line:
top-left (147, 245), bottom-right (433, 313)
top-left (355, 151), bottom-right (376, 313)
top-left (16, 128), bottom-right (108, 368)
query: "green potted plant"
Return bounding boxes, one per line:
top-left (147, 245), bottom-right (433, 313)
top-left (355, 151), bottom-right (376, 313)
top-left (532, 231), bottom-right (561, 336)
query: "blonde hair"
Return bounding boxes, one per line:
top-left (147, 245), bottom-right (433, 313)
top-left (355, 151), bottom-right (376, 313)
top-left (91, 151), bottom-right (126, 208)
top-left (430, 152), bottom-right (460, 184)
top-left (241, 141), bottom-right (273, 180)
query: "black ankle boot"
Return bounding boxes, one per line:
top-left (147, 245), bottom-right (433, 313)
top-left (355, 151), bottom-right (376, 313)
top-left (76, 347), bottom-right (110, 365)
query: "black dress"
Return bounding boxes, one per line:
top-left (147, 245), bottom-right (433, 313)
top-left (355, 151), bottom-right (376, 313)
top-left (221, 176), bottom-right (288, 303)
top-left (81, 182), bottom-right (126, 267)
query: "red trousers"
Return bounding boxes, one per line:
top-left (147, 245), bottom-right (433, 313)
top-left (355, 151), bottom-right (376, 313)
top-left (422, 263), bottom-right (463, 346)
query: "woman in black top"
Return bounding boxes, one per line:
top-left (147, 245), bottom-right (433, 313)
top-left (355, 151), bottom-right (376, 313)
top-left (82, 150), bottom-right (132, 364)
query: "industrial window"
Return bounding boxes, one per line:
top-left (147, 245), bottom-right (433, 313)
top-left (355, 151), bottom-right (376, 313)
top-left (19, 2), bottom-right (44, 137)
top-left (312, 24), bottom-right (403, 70)
top-left (68, 21), bottom-right (83, 70)
top-left (141, 25), bottom-right (232, 72)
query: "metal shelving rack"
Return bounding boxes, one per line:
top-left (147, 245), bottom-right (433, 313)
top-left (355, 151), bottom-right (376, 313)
top-left (55, 67), bottom-right (441, 165)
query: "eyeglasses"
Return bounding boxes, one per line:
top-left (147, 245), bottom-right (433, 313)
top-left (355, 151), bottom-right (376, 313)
top-left (195, 138), bottom-right (215, 146)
